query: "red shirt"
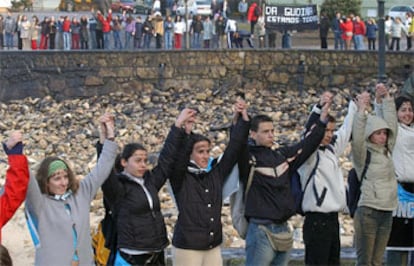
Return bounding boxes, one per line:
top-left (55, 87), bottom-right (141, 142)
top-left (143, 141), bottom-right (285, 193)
top-left (354, 20), bottom-right (366, 35)
top-left (97, 13), bottom-right (113, 33)
top-left (62, 20), bottom-right (71, 32)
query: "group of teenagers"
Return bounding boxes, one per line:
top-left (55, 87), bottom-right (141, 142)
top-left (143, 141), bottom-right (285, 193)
top-left (0, 82), bottom-right (413, 266)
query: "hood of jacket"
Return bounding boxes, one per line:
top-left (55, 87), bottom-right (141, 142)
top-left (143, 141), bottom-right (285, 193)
top-left (365, 114), bottom-right (393, 142)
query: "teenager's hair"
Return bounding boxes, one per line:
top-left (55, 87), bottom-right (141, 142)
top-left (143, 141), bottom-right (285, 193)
top-left (251, 115), bottom-right (273, 132)
top-left (186, 134), bottom-right (211, 155)
top-left (327, 114), bottom-right (336, 123)
top-left (114, 153), bottom-right (123, 173)
top-left (0, 244), bottom-right (12, 266)
top-left (120, 143), bottom-right (146, 162)
top-left (36, 157), bottom-right (78, 195)
top-left (395, 95), bottom-right (412, 111)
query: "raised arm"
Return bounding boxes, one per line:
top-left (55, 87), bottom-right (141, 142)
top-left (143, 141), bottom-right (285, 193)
top-left (79, 113), bottom-right (118, 202)
top-left (334, 97), bottom-right (358, 155)
top-left (150, 108), bottom-right (195, 190)
top-left (286, 99), bottom-right (330, 171)
top-left (215, 97), bottom-right (250, 180)
top-left (304, 91), bottom-right (333, 134)
top-left (351, 91), bottom-right (371, 172)
top-left (98, 113), bottom-right (124, 206)
top-left (376, 84), bottom-right (397, 150)
top-left (167, 109), bottom-right (197, 192)
top-left (0, 131), bottom-right (30, 226)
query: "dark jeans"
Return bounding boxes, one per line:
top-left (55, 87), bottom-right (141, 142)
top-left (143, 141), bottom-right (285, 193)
top-left (368, 38), bottom-right (376, 50)
top-left (96, 29), bottom-right (104, 49)
top-left (320, 37), bottom-right (327, 49)
top-left (303, 212), bottom-right (340, 265)
top-left (18, 31), bottom-right (22, 50)
top-left (119, 250), bottom-right (165, 266)
top-left (49, 33), bottom-right (56, 49)
top-left (390, 37), bottom-right (400, 51)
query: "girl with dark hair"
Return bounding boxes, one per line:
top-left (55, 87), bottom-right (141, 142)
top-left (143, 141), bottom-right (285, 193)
top-left (101, 109), bottom-right (195, 266)
top-left (170, 98), bottom-right (250, 266)
top-left (25, 113), bottom-right (118, 266)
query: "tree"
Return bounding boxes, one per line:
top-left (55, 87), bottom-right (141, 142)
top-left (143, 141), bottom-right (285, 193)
top-left (320, 0), bottom-right (362, 21)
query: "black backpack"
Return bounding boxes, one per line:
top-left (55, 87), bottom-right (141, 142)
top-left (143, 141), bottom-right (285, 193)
top-left (346, 151), bottom-right (371, 218)
top-left (290, 152), bottom-right (320, 215)
top-left (254, 6), bottom-right (261, 17)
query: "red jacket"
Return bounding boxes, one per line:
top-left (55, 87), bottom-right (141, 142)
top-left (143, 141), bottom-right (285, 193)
top-left (247, 3), bottom-right (259, 23)
top-left (0, 155), bottom-right (29, 242)
top-left (97, 13), bottom-right (112, 33)
top-left (340, 19), bottom-right (354, 40)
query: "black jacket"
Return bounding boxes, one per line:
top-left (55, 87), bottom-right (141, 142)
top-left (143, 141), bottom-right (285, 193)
top-left (170, 118), bottom-right (250, 250)
top-left (102, 125), bottom-right (185, 251)
top-left (239, 120), bottom-right (326, 223)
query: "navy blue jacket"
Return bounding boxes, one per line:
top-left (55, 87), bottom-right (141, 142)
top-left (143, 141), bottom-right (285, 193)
top-left (170, 118), bottom-right (250, 250)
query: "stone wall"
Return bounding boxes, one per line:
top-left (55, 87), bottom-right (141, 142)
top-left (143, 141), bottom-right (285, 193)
top-left (0, 50), bottom-right (412, 101)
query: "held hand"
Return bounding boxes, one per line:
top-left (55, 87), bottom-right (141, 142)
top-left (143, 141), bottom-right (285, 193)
top-left (356, 91), bottom-right (371, 112)
top-left (319, 91), bottom-right (334, 107)
top-left (99, 113), bottom-right (115, 141)
top-left (104, 113), bottom-right (115, 139)
top-left (98, 114), bottom-right (108, 142)
top-left (175, 108), bottom-right (197, 129)
top-left (233, 97), bottom-right (249, 123)
top-left (319, 100), bottom-right (331, 122)
top-left (375, 83), bottom-right (389, 103)
top-left (5, 131), bottom-right (23, 150)
top-left (184, 115), bottom-right (196, 134)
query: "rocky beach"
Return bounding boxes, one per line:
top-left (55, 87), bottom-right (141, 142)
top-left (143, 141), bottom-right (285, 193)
top-left (0, 75), bottom-right (406, 265)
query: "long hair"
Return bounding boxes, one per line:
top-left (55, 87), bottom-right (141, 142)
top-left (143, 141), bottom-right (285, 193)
top-left (36, 156), bottom-right (79, 195)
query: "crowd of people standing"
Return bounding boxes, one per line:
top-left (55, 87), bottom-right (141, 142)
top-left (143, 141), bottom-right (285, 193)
top-left (327, 11), bottom-right (413, 51)
top-left (0, 0), bottom-right (266, 51)
top-left (2, 5), bottom-right (413, 51)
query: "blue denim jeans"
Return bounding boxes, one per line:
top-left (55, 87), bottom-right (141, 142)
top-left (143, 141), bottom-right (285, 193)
top-left (354, 34), bottom-right (365, 50)
top-left (245, 221), bottom-right (291, 266)
top-left (103, 32), bottom-right (110, 50)
top-left (354, 206), bottom-right (393, 266)
top-left (5, 32), bottom-right (14, 49)
top-left (124, 32), bottom-right (132, 49)
top-left (164, 31), bottom-right (173, 50)
top-left (113, 31), bottom-right (122, 50)
top-left (192, 32), bottom-right (201, 49)
top-left (334, 31), bottom-right (343, 50)
top-left (143, 33), bottom-right (152, 49)
top-left (63, 32), bottom-right (71, 50)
